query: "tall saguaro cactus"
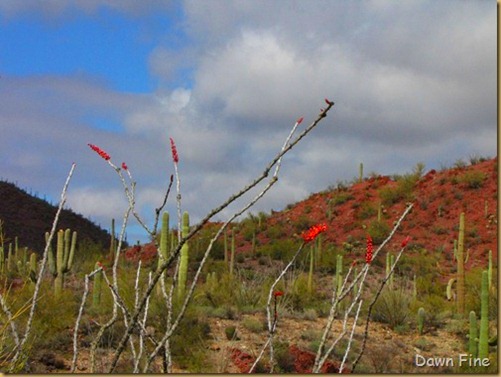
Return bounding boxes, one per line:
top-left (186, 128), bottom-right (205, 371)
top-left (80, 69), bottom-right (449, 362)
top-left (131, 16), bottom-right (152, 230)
top-left (456, 212), bottom-right (466, 316)
top-left (54, 228), bottom-right (77, 297)
top-left (177, 212), bottom-right (189, 299)
top-left (157, 212), bottom-right (170, 295)
top-left (478, 270), bottom-right (489, 359)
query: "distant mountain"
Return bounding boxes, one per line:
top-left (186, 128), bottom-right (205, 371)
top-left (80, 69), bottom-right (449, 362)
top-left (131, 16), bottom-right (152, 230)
top-left (0, 180), bottom-right (112, 254)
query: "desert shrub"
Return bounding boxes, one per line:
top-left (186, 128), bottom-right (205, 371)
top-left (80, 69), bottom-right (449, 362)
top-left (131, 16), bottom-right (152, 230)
top-left (302, 308), bottom-right (318, 321)
top-left (356, 201), bottom-right (377, 220)
top-left (170, 308), bottom-right (211, 371)
top-left (274, 341), bottom-right (294, 373)
top-left (331, 192), bottom-right (354, 206)
top-left (458, 170), bottom-right (486, 189)
top-left (367, 220), bottom-right (390, 244)
top-left (242, 317), bottom-right (264, 333)
top-left (265, 224), bottom-right (284, 239)
top-left (372, 288), bottom-right (411, 329)
top-left (295, 215), bottom-right (314, 232)
top-left (224, 325), bottom-right (237, 340)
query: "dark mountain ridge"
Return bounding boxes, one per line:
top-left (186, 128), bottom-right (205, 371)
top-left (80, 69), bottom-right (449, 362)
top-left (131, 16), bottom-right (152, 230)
top-left (0, 180), bottom-right (111, 254)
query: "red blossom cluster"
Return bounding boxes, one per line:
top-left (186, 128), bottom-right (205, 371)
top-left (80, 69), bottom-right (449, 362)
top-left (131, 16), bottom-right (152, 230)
top-left (274, 291), bottom-right (284, 298)
top-left (121, 162), bottom-right (128, 170)
top-left (365, 235), bottom-right (373, 264)
top-left (401, 236), bottom-right (411, 248)
top-left (302, 223), bottom-right (327, 243)
top-left (296, 116), bottom-right (304, 125)
top-left (88, 143), bottom-right (110, 161)
top-left (169, 137), bottom-right (179, 164)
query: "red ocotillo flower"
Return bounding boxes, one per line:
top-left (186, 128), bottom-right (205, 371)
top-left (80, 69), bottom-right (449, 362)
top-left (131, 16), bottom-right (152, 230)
top-left (365, 235), bottom-right (373, 264)
top-left (401, 236), bottom-right (411, 248)
top-left (169, 137), bottom-right (179, 164)
top-left (88, 144), bottom-right (110, 161)
top-left (274, 291), bottom-right (284, 298)
top-left (325, 98), bottom-right (334, 105)
top-left (121, 162), bottom-right (128, 170)
top-left (296, 116), bottom-right (304, 125)
top-left (302, 223), bottom-right (327, 243)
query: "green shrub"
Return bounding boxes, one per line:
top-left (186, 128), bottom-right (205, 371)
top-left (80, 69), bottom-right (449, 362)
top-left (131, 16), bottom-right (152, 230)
top-left (242, 317), bottom-right (264, 333)
top-left (224, 326), bottom-right (238, 340)
top-left (459, 170), bottom-right (486, 189)
top-left (372, 288), bottom-right (411, 329)
top-left (367, 220), bottom-right (390, 244)
top-left (356, 201), bottom-right (377, 220)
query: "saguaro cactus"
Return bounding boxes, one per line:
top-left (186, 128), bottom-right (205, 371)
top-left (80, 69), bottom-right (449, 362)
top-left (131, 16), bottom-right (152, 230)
top-left (417, 307), bottom-right (425, 335)
top-left (469, 311), bottom-right (478, 357)
top-left (229, 229), bottom-right (235, 278)
top-left (157, 212), bottom-right (170, 295)
top-left (335, 254), bottom-right (343, 296)
top-left (308, 245), bottom-right (314, 294)
top-left (456, 212), bottom-right (466, 316)
top-left (54, 228), bottom-right (77, 297)
top-left (359, 162), bottom-right (363, 183)
top-left (478, 270), bottom-right (489, 359)
top-left (177, 212), bottom-right (190, 299)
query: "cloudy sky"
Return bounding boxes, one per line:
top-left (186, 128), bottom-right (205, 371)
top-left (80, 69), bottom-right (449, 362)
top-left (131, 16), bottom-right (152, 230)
top-left (0, 1), bottom-right (496, 244)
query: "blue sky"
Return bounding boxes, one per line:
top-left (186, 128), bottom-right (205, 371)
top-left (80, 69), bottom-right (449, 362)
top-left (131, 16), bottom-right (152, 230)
top-left (0, 1), bottom-right (496, 246)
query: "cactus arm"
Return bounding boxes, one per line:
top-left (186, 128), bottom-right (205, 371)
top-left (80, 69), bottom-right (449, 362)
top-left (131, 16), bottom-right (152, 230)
top-left (446, 278), bottom-right (456, 301)
top-left (67, 231), bottom-right (77, 271)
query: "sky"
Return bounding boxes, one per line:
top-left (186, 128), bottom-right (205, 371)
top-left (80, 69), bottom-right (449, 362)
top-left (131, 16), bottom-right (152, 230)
top-left (0, 1), bottom-right (496, 246)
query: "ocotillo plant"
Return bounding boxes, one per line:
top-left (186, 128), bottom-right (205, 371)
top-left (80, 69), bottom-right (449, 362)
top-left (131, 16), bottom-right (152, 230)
top-left (54, 228), bottom-right (77, 297)
top-left (469, 310), bottom-right (478, 357)
top-left (455, 212), bottom-right (466, 316)
top-left (417, 307), bottom-right (425, 335)
top-left (177, 211), bottom-right (189, 299)
top-left (478, 270), bottom-right (489, 359)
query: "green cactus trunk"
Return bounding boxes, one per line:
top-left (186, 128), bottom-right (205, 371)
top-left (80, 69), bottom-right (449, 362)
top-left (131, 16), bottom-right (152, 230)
top-left (336, 254), bottom-right (343, 296)
top-left (307, 245), bottom-right (314, 294)
top-left (55, 230), bottom-right (65, 297)
top-left (469, 311), bottom-right (478, 357)
top-left (177, 212), bottom-right (190, 299)
top-left (229, 229), bottom-right (235, 278)
top-left (488, 250), bottom-right (492, 291)
top-left (224, 230), bottom-right (228, 265)
top-left (478, 270), bottom-right (489, 359)
top-left (54, 228), bottom-right (77, 297)
top-left (456, 212), bottom-right (465, 316)
top-left (157, 212), bottom-right (170, 296)
top-left (417, 307), bottom-right (425, 335)
top-left (359, 162), bottom-right (363, 183)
